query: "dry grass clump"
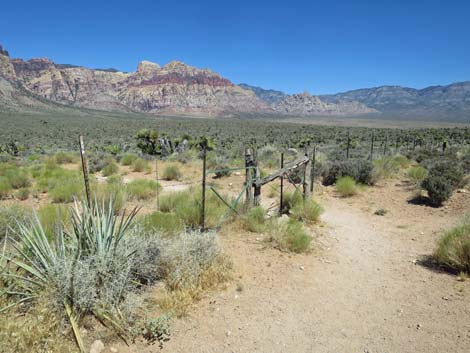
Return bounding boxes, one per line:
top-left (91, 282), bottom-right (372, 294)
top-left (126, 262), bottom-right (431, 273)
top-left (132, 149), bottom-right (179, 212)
top-left (162, 164), bottom-right (182, 181)
top-left (407, 165), bottom-right (428, 184)
top-left (132, 158), bottom-right (151, 173)
top-left (434, 219), bottom-right (470, 273)
top-left (127, 179), bottom-right (160, 201)
top-left (243, 206), bottom-right (267, 233)
top-left (291, 197), bottom-right (323, 224)
top-left (156, 231), bottom-right (232, 317)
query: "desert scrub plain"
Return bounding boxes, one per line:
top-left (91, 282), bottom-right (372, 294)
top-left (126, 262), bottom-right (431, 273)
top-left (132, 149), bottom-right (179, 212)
top-left (0, 112), bottom-right (470, 352)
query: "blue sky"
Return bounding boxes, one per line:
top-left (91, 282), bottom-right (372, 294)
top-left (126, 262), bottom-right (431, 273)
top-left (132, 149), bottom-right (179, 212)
top-left (1, 0), bottom-right (469, 94)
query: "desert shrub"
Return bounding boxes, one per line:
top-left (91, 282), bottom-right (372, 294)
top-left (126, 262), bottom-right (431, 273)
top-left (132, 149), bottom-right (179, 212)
top-left (336, 176), bottom-right (359, 197)
top-left (102, 160), bottom-right (119, 176)
top-left (0, 204), bottom-right (30, 239)
top-left (157, 230), bottom-right (232, 316)
top-left (291, 198), bottom-right (323, 223)
top-left (372, 157), bottom-right (401, 181)
top-left (0, 165), bottom-right (31, 189)
top-left (408, 165), bottom-right (428, 184)
top-left (142, 314), bottom-right (171, 344)
top-left (37, 204), bottom-right (70, 239)
top-left (0, 176), bottom-right (12, 199)
top-left (268, 218), bottom-right (311, 253)
top-left (322, 160), bottom-right (373, 186)
top-left (0, 200), bottom-right (161, 352)
top-left (162, 164), bottom-right (182, 181)
top-left (167, 149), bottom-right (198, 164)
top-left (132, 158), bottom-right (150, 173)
top-left (434, 219), bottom-right (470, 272)
top-left (141, 212), bottom-right (184, 236)
top-left (120, 153), bottom-right (138, 166)
top-left (127, 179), bottom-right (160, 200)
top-left (158, 187), bottom-right (228, 228)
top-left (16, 187), bottom-right (30, 200)
top-left (88, 153), bottom-right (108, 173)
top-left (281, 190), bottom-right (303, 214)
top-left (95, 182), bottom-right (127, 213)
top-left (243, 206), bottom-right (267, 233)
top-left (422, 175), bottom-right (452, 206)
top-left (49, 181), bottom-right (83, 203)
top-left (427, 162), bottom-right (464, 189)
top-left (207, 153), bottom-right (231, 178)
top-left (55, 151), bottom-right (75, 164)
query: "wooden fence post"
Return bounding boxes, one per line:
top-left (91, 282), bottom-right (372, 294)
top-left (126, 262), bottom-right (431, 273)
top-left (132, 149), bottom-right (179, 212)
top-left (79, 134), bottom-right (91, 207)
top-left (253, 150), bottom-right (261, 206)
top-left (303, 147), bottom-right (309, 200)
top-left (201, 143), bottom-right (207, 230)
top-left (346, 130), bottom-right (350, 160)
top-left (245, 148), bottom-right (253, 207)
top-left (279, 152), bottom-right (284, 216)
top-left (310, 146), bottom-right (316, 194)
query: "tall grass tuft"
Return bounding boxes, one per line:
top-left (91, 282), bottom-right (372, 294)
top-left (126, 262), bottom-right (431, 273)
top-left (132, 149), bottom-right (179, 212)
top-left (336, 176), bottom-right (359, 197)
top-left (291, 198), bottom-right (323, 223)
top-left (434, 219), bottom-right (470, 273)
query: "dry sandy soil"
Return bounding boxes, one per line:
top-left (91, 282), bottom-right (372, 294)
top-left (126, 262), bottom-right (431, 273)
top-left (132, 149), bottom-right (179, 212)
top-left (110, 175), bottom-right (470, 353)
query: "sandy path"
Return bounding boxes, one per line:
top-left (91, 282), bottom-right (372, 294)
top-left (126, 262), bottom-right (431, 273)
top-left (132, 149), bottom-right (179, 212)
top-left (121, 189), bottom-right (470, 353)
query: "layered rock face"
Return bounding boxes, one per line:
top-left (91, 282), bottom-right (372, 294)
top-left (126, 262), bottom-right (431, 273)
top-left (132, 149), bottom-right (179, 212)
top-left (4, 52), bottom-right (269, 114)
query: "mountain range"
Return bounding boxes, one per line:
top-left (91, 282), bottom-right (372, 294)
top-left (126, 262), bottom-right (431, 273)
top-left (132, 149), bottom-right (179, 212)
top-left (1, 44), bottom-right (469, 121)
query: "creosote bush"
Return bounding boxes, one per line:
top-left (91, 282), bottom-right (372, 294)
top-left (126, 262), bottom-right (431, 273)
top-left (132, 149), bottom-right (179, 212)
top-left (102, 160), bottom-right (119, 176)
top-left (422, 175), bottom-right (452, 207)
top-left (434, 219), bottom-right (470, 273)
top-left (323, 159), bottom-right (373, 186)
top-left (336, 176), bottom-right (359, 197)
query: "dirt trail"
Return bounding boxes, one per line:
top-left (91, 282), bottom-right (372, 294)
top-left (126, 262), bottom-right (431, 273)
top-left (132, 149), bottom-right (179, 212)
top-left (121, 185), bottom-right (470, 353)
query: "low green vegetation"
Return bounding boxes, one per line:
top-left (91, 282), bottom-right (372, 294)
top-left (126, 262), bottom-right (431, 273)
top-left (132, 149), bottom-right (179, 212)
top-left (434, 219), bottom-right (470, 273)
top-left (132, 158), bottom-right (150, 173)
top-left (141, 211), bottom-right (184, 236)
top-left (336, 176), bottom-right (359, 197)
top-left (243, 206), bottom-right (267, 233)
top-left (268, 218), bottom-right (312, 253)
top-left (162, 164), bottom-right (182, 181)
top-left (291, 198), bottom-right (323, 223)
top-left (102, 160), bottom-right (119, 176)
top-left (127, 179), bottom-right (160, 200)
top-left (408, 165), bottom-right (428, 183)
top-left (120, 153), bottom-right (138, 166)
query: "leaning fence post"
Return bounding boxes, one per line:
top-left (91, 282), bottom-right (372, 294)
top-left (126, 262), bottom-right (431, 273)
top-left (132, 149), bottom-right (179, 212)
top-left (303, 147), bottom-right (309, 200)
top-left (79, 134), bottom-right (91, 207)
top-left (310, 146), bottom-right (316, 194)
top-left (279, 152), bottom-right (284, 216)
top-left (201, 143), bottom-right (207, 230)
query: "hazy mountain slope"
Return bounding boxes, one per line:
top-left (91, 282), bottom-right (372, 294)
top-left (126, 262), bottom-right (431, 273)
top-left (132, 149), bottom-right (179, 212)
top-left (321, 82), bottom-right (470, 119)
top-left (238, 83), bottom-right (288, 104)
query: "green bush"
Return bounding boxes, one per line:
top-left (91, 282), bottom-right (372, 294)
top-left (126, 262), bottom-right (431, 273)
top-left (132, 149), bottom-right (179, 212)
top-left (127, 179), bottom-right (160, 200)
top-left (427, 162), bottom-right (464, 189)
top-left (102, 160), bottom-right (119, 177)
top-left (422, 175), bottom-right (452, 206)
top-left (434, 220), bottom-right (470, 272)
top-left (372, 157), bottom-right (401, 181)
top-left (162, 165), bottom-right (182, 181)
top-left (291, 198), bottom-right (323, 223)
top-left (408, 165), bottom-right (428, 184)
top-left (336, 176), bottom-right (359, 197)
top-left (141, 212), bottom-right (184, 236)
top-left (323, 160), bottom-right (373, 186)
top-left (281, 190), bottom-right (303, 214)
top-left (243, 206), bottom-right (267, 233)
top-left (0, 204), bottom-right (30, 239)
top-left (270, 218), bottom-right (311, 253)
top-left (0, 177), bottom-right (12, 199)
top-left (120, 154), bottom-right (138, 166)
top-left (132, 158), bottom-right (150, 173)
top-left (49, 181), bottom-right (83, 203)
top-left (1, 165), bottom-right (31, 189)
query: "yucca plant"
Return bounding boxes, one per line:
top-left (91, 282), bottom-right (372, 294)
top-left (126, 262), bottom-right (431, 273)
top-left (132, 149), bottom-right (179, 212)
top-left (0, 198), bottom-right (140, 352)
